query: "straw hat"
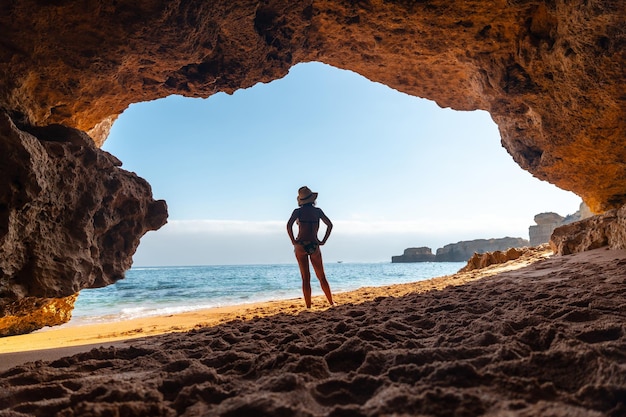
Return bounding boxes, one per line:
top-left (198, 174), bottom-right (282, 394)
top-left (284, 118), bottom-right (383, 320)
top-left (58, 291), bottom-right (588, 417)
top-left (297, 186), bottom-right (318, 205)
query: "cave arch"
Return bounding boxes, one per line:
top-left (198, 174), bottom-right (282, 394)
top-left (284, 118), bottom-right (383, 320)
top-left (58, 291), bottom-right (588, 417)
top-left (103, 61), bottom-right (580, 265)
top-left (1, 0), bottom-right (624, 210)
top-left (0, 0), bottom-right (624, 334)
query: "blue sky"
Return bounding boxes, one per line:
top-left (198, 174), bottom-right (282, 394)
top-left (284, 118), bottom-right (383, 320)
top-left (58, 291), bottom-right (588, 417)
top-left (103, 62), bottom-right (581, 266)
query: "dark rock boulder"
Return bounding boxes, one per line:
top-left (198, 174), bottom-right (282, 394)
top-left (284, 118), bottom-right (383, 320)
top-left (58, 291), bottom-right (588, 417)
top-left (0, 113), bottom-right (167, 335)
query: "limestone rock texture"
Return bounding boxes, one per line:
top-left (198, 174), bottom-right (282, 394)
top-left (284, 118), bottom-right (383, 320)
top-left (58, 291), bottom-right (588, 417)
top-left (0, 114), bottom-right (167, 335)
top-left (0, 0), bottom-right (624, 210)
top-left (0, 1), bottom-right (624, 333)
top-left (550, 205), bottom-right (626, 255)
top-left (459, 246), bottom-right (527, 272)
top-left (391, 247), bottom-right (435, 263)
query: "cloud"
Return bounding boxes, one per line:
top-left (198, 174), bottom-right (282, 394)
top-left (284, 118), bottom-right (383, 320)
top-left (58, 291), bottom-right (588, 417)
top-left (132, 218), bottom-right (534, 267)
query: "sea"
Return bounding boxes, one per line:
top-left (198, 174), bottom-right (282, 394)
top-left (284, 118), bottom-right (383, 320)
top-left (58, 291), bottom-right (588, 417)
top-left (67, 262), bottom-right (466, 326)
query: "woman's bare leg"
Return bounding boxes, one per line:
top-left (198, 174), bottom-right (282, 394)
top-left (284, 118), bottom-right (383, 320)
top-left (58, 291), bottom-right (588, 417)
top-left (295, 246), bottom-right (312, 308)
top-left (310, 249), bottom-right (334, 305)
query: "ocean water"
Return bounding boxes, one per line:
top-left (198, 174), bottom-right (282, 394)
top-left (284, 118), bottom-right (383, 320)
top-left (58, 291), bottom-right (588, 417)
top-left (68, 262), bottom-right (465, 325)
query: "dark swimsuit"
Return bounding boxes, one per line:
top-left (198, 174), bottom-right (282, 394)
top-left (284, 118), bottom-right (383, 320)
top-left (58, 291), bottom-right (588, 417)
top-left (296, 207), bottom-right (320, 255)
top-left (299, 240), bottom-right (319, 255)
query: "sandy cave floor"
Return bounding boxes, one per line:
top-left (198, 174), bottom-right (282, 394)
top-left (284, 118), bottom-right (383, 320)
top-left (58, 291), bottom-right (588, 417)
top-left (0, 247), bottom-right (625, 416)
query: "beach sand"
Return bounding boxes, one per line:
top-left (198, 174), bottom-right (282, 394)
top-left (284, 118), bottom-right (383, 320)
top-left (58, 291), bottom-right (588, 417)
top-left (1, 246), bottom-right (625, 416)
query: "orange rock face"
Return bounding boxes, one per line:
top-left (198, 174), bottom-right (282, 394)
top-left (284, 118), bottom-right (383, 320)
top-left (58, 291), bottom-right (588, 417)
top-left (1, 1), bottom-right (623, 211)
top-left (0, 294), bottom-right (78, 337)
top-left (0, 1), bottom-right (624, 333)
top-left (459, 246), bottom-right (527, 272)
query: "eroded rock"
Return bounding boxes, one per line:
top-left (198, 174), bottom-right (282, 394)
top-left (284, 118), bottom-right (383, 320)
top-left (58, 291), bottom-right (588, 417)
top-left (460, 247), bottom-right (527, 272)
top-left (435, 237), bottom-right (529, 262)
top-left (0, 113), bottom-right (167, 334)
top-left (0, 1), bottom-right (624, 211)
top-left (391, 247), bottom-right (436, 263)
top-left (0, 294), bottom-right (78, 337)
top-left (550, 205), bottom-right (626, 255)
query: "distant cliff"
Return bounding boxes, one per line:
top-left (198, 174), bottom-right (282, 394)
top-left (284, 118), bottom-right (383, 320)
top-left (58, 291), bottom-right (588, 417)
top-left (435, 237), bottom-right (529, 262)
top-left (392, 237), bottom-right (529, 263)
top-left (391, 247), bottom-right (435, 263)
top-left (529, 202), bottom-right (592, 246)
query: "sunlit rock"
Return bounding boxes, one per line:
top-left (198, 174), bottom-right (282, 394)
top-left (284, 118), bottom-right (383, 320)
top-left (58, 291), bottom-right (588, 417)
top-left (0, 294), bottom-right (78, 337)
top-left (392, 247), bottom-right (436, 263)
top-left (529, 203), bottom-right (593, 246)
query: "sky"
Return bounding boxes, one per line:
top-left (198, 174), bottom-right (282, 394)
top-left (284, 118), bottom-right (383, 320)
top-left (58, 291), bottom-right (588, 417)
top-left (102, 62), bottom-right (582, 266)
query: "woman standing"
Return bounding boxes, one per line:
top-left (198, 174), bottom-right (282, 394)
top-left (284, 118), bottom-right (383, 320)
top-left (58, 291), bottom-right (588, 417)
top-left (287, 186), bottom-right (335, 308)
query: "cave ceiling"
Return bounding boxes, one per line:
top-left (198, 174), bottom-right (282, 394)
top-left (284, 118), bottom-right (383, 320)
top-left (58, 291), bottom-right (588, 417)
top-left (1, 1), bottom-right (625, 211)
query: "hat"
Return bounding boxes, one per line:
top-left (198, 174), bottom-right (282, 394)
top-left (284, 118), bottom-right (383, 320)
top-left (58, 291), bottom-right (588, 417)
top-left (297, 186), bottom-right (318, 205)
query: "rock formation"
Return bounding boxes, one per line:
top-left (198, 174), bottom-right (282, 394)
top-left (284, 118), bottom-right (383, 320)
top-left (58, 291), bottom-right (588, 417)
top-left (1, 1), bottom-right (625, 211)
top-left (459, 246), bottom-right (527, 272)
top-left (529, 202), bottom-right (592, 245)
top-left (435, 237), bottom-right (530, 262)
top-left (529, 212), bottom-right (566, 246)
top-left (550, 204), bottom-right (626, 255)
top-left (392, 237), bottom-right (529, 263)
top-left (0, 114), bottom-right (167, 335)
top-left (391, 247), bottom-right (435, 263)
top-left (0, 1), bottom-right (624, 333)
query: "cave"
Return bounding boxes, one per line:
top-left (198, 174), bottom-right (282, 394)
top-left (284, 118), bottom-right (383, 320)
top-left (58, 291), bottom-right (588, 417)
top-left (0, 0), bottom-right (624, 335)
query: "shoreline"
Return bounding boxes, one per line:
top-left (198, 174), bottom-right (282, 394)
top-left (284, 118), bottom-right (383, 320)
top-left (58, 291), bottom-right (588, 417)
top-left (0, 246), bottom-right (549, 370)
top-left (2, 246), bottom-right (625, 415)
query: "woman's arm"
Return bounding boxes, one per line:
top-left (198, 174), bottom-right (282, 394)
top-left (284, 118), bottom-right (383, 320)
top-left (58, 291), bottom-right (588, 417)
top-left (318, 210), bottom-right (333, 245)
top-left (286, 209), bottom-right (299, 245)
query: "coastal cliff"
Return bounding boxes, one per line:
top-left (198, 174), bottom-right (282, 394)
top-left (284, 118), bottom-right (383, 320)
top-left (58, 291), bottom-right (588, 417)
top-left (435, 237), bottom-right (530, 262)
top-left (529, 202), bottom-right (593, 246)
top-left (391, 247), bottom-right (435, 263)
top-left (392, 237), bottom-right (529, 263)
top-left (0, 1), bottom-right (625, 334)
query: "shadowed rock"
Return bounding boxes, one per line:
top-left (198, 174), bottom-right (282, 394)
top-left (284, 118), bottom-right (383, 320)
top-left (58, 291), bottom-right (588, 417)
top-left (0, 114), bottom-right (167, 335)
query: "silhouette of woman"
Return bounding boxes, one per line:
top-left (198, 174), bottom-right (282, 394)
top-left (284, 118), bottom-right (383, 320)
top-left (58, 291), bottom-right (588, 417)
top-left (287, 186), bottom-right (335, 308)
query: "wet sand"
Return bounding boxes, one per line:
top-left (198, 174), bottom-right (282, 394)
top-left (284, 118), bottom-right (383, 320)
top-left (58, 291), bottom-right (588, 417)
top-left (1, 246), bottom-right (625, 416)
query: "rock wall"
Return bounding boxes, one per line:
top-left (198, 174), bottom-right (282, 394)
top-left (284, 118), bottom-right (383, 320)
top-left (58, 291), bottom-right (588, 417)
top-left (550, 205), bottom-right (626, 255)
top-left (0, 1), bottom-right (624, 333)
top-left (459, 245), bottom-right (544, 273)
top-left (0, 113), bottom-right (167, 335)
top-left (0, 1), bottom-right (624, 212)
top-left (529, 212), bottom-right (566, 246)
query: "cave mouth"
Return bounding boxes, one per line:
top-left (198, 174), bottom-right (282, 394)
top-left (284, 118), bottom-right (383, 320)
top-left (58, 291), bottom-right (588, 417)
top-left (100, 62), bottom-right (581, 268)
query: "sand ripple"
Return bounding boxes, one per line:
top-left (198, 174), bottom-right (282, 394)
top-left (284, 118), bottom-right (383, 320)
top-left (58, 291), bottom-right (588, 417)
top-left (1, 247), bottom-right (625, 416)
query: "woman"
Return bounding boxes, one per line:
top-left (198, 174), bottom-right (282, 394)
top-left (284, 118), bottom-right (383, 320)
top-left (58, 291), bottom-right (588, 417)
top-left (286, 186), bottom-right (335, 308)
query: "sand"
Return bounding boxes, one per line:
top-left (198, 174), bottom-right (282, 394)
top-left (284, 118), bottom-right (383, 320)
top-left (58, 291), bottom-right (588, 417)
top-left (1, 246), bottom-right (625, 416)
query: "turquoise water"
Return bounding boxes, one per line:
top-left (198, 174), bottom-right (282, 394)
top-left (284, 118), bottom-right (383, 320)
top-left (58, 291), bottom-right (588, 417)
top-left (69, 262), bottom-right (465, 325)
